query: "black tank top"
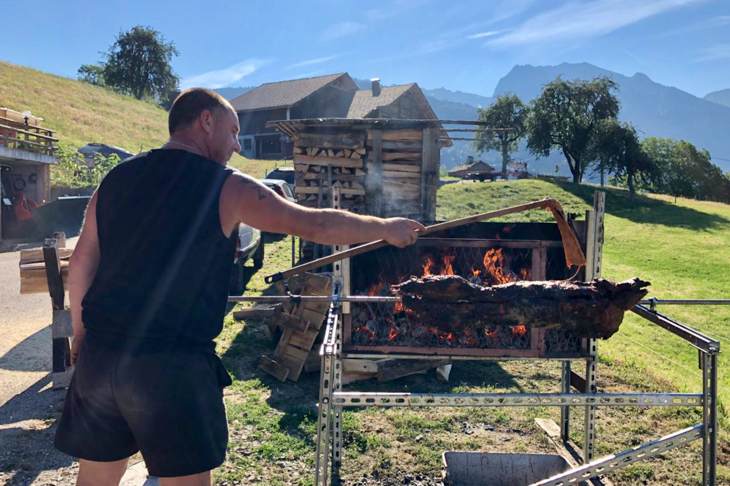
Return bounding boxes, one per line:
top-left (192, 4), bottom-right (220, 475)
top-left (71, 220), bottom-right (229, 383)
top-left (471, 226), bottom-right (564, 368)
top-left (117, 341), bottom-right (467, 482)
top-left (81, 149), bottom-right (238, 351)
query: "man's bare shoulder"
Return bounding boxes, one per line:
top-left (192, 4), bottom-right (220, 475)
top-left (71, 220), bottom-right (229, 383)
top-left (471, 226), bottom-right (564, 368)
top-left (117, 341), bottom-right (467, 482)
top-left (224, 170), bottom-right (272, 200)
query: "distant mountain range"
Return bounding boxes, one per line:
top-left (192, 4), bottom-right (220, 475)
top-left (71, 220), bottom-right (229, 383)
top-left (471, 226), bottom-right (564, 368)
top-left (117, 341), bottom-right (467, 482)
top-left (704, 88), bottom-right (730, 108)
top-left (216, 63), bottom-right (730, 174)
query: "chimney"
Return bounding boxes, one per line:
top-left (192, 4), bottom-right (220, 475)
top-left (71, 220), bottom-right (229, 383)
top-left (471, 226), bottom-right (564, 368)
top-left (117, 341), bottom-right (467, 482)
top-left (467, 155), bottom-right (474, 164)
top-left (371, 78), bottom-right (381, 97)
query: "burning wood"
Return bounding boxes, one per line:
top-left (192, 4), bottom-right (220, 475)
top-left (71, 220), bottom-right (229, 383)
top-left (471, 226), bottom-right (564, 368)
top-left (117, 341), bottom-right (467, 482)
top-left (391, 275), bottom-right (650, 339)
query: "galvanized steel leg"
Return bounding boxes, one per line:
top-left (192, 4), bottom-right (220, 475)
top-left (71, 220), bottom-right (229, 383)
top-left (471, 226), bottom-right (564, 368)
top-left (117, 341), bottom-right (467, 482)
top-left (561, 361), bottom-right (571, 442)
top-left (702, 352), bottom-right (717, 486)
top-left (315, 351), bottom-right (334, 486)
top-left (584, 340), bottom-right (597, 463)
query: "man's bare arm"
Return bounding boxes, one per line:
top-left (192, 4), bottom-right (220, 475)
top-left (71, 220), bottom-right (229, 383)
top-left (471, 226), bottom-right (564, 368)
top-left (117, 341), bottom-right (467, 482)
top-left (67, 191), bottom-right (101, 364)
top-left (221, 172), bottom-right (425, 247)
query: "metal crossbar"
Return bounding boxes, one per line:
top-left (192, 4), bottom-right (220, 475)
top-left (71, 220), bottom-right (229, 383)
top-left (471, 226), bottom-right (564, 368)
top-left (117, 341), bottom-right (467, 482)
top-left (530, 425), bottom-right (704, 486)
top-left (331, 392), bottom-right (703, 408)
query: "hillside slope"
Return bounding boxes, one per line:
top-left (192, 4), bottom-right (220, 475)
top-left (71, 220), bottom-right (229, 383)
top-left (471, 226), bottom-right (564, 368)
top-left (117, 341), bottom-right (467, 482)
top-left (0, 60), bottom-right (261, 171)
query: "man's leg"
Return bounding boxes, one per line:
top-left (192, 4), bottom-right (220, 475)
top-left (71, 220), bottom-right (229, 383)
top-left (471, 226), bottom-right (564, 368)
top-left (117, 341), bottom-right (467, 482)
top-left (77, 457), bottom-right (129, 486)
top-left (159, 470), bottom-right (211, 486)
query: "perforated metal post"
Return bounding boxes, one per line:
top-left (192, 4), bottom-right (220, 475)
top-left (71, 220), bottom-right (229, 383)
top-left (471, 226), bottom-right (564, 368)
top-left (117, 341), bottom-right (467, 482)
top-left (560, 361), bottom-right (571, 441)
top-left (331, 188), bottom-right (347, 475)
top-left (315, 286), bottom-right (341, 486)
top-left (583, 191), bottom-right (605, 463)
top-left (702, 352), bottom-right (718, 485)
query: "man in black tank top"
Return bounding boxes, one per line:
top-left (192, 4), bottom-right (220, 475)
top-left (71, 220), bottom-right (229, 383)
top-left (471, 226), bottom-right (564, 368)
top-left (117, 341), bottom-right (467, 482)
top-left (54, 88), bottom-right (425, 485)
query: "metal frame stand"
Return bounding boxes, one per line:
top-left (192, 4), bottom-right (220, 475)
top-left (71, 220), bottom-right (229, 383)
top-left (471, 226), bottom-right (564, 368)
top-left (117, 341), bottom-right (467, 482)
top-left (313, 191), bottom-right (719, 485)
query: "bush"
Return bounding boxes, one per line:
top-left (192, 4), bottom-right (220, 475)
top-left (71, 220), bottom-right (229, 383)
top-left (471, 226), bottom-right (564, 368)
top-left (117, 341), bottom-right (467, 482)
top-left (51, 144), bottom-right (121, 188)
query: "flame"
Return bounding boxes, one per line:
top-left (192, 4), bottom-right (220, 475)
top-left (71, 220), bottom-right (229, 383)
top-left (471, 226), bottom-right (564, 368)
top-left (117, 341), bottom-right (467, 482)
top-left (367, 281), bottom-right (384, 296)
top-left (442, 254), bottom-right (456, 276)
top-left (389, 327), bottom-right (399, 341)
top-left (512, 325), bottom-right (528, 337)
top-left (482, 248), bottom-right (513, 285)
top-left (394, 301), bottom-right (404, 313)
top-left (472, 268), bottom-right (481, 276)
top-left (358, 326), bottom-right (376, 342)
top-left (422, 256), bottom-right (435, 276)
top-left (520, 268), bottom-right (532, 281)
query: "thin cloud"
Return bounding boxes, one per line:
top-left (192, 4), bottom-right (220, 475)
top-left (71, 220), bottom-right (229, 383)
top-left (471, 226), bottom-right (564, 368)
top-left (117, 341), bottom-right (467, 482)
top-left (321, 22), bottom-right (365, 42)
top-left (467, 30), bottom-right (504, 40)
top-left (488, 0), bottom-right (703, 48)
top-left (288, 55), bottom-right (339, 69)
top-left (696, 44), bottom-right (730, 62)
top-left (181, 59), bottom-right (270, 89)
top-left (658, 15), bottom-right (730, 37)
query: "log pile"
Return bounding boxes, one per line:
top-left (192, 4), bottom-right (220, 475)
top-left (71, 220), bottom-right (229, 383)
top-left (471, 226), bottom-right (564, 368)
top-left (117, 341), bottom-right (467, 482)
top-left (292, 129), bottom-right (427, 218)
top-left (365, 129), bottom-right (424, 218)
top-left (392, 275), bottom-right (650, 339)
top-left (293, 132), bottom-right (368, 213)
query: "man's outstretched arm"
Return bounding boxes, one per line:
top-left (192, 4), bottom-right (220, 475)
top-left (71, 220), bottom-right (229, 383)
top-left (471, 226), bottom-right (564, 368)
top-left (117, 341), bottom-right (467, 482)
top-left (221, 172), bottom-right (425, 247)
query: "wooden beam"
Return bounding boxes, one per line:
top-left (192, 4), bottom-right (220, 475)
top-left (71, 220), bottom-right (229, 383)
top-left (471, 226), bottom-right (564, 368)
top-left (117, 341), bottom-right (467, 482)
top-left (295, 132), bottom-right (365, 149)
top-left (295, 186), bottom-right (366, 196)
top-left (259, 356), bottom-right (290, 382)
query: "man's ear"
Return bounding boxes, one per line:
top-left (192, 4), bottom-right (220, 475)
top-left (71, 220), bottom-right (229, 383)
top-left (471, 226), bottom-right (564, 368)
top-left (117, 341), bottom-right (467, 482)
top-left (199, 109), bottom-right (215, 136)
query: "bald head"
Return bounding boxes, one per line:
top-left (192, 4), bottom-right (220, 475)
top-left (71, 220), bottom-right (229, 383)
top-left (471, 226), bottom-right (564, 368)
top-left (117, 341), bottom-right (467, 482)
top-left (168, 88), bottom-right (236, 135)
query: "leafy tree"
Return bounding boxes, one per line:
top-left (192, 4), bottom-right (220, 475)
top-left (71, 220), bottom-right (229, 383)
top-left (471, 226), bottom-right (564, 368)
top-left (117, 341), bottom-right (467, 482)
top-left (526, 77), bottom-right (619, 183)
top-left (77, 64), bottom-right (106, 86)
top-left (641, 138), bottom-right (709, 202)
top-left (473, 94), bottom-right (529, 174)
top-left (102, 26), bottom-right (179, 101)
top-left (596, 121), bottom-right (653, 202)
top-left (160, 88), bottom-right (181, 111)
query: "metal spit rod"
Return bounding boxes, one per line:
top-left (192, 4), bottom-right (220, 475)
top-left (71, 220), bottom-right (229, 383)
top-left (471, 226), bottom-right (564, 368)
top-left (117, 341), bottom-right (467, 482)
top-left (640, 298), bottom-right (730, 306)
top-left (227, 295), bottom-right (400, 303)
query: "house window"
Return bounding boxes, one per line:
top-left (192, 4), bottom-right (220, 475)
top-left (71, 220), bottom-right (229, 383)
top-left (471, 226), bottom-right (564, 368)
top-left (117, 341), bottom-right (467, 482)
top-left (243, 138), bottom-right (252, 151)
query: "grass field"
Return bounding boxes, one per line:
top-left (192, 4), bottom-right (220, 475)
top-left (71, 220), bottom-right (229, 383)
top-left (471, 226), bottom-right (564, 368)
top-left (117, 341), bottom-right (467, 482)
top-left (0, 60), bottom-right (271, 171)
top-left (215, 179), bottom-right (730, 485)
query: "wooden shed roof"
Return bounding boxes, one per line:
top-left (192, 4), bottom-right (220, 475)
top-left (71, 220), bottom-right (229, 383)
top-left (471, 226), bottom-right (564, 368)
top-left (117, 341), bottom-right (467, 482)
top-left (230, 73), bottom-right (355, 112)
top-left (448, 160), bottom-right (495, 174)
top-left (267, 118), bottom-right (453, 147)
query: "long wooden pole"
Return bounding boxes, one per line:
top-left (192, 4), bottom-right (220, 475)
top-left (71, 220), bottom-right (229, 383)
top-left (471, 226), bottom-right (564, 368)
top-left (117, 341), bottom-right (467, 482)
top-left (264, 198), bottom-right (559, 283)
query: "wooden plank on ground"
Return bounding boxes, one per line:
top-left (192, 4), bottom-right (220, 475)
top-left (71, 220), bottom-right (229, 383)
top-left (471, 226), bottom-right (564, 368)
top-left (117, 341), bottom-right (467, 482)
top-left (233, 305), bottom-right (278, 321)
top-left (20, 274), bottom-right (69, 294)
top-left (377, 359), bottom-right (451, 382)
top-left (273, 312), bottom-right (310, 333)
top-left (259, 356), bottom-right (290, 382)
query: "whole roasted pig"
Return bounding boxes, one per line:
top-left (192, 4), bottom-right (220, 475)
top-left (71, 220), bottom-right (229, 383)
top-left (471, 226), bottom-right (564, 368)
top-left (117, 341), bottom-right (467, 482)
top-left (391, 275), bottom-right (650, 339)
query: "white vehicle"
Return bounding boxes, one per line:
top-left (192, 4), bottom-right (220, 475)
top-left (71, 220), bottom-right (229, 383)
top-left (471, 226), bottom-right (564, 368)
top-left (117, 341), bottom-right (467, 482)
top-left (229, 223), bottom-right (263, 294)
top-left (260, 179), bottom-right (296, 204)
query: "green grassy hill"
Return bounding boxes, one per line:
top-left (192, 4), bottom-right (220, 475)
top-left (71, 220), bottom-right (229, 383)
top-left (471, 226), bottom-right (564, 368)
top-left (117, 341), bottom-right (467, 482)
top-left (437, 179), bottom-right (730, 410)
top-left (0, 60), bottom-right (279, 175)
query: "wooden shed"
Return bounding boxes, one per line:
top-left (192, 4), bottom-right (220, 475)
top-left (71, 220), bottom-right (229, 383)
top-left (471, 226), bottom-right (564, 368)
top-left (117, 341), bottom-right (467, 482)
top-left (268, 118), bottom-right (451, 222)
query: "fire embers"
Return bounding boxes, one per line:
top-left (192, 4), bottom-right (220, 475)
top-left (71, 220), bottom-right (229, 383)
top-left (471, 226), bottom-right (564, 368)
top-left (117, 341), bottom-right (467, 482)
top-left (353, 246), bottom-right (535, 349)
top-left (352, 302), bottom-right (531, 349)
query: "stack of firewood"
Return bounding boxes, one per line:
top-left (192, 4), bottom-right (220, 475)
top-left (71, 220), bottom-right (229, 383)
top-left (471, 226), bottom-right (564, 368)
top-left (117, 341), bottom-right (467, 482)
top-left (365, 129), bottom-right (424, 218)
top-left (293, 132), bottom-right (368, 212)
top-left (292, 129), bottom-right (427, 218)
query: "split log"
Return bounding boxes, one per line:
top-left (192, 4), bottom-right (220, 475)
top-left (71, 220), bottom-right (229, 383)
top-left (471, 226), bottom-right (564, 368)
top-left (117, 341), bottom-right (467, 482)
top-left (295, 154), bottom-right (364, 169)
top-left (392, 276), bottom-right (650, 339)
top-left (296, 132), bottom-right (365, 150)
top-left (382, 152), bottom-right (420, 162)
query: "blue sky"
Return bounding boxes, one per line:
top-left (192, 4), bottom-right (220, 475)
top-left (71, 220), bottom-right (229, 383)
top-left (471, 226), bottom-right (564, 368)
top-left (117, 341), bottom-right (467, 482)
top-left (1, 0), bottom-right (728, 98)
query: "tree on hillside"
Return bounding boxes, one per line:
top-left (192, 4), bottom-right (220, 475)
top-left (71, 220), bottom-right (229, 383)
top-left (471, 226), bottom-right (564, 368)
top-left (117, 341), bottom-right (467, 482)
top-left (77, 64), bottom-right (106, 86)
top-left (472, 94), bottom-right (529, 174)
top-left (526, 77), bottom-right (619, 183)
top-left (101, 26), bottom-right (179, 101)
top-left (641, 138), bottom-right (705, 202)
top-left (596, 121), bottom-right (653, 202)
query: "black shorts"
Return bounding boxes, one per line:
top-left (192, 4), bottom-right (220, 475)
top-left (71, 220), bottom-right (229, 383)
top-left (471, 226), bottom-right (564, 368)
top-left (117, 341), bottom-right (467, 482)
top-left (54, 334), bottom-right (233, 478)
